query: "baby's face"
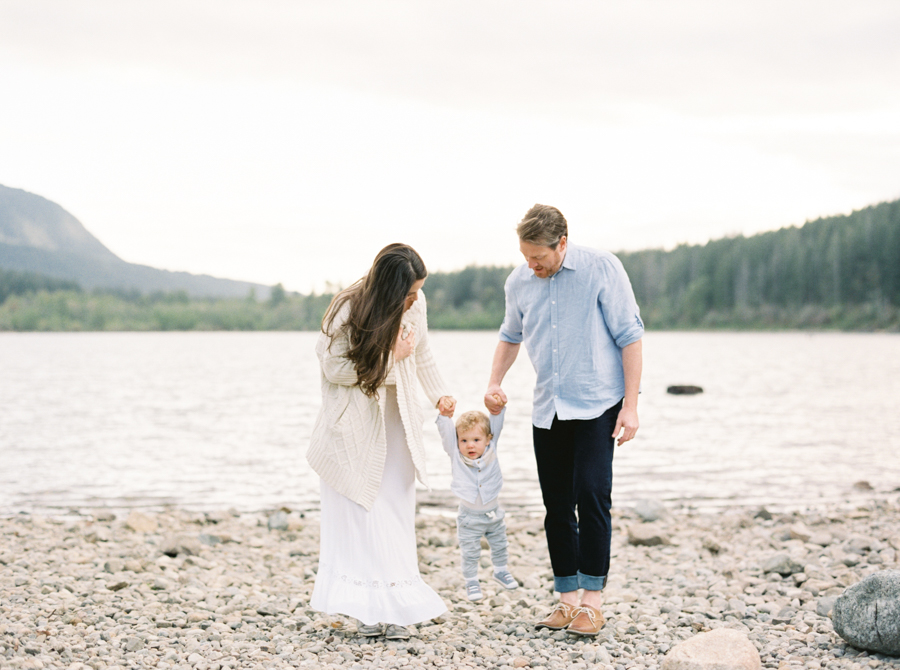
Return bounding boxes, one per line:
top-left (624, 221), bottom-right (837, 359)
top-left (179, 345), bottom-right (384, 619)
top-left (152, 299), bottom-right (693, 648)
top-left (457, 426), bottom-right (489, 460)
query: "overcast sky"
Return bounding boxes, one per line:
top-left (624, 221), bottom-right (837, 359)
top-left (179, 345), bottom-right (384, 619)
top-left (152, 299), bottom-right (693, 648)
top-left (1, 1), bottom-right (899, 291)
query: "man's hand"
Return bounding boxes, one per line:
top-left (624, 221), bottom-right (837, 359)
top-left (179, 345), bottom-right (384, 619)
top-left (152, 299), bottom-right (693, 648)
top-left (612, 406), bottom-right (639, 446)
top-left (484, 386), bottom-right (507, 415)
top-left (393, 327), bottom-right (416, 361)
top-left (437, 396), bottom-right (456, 417)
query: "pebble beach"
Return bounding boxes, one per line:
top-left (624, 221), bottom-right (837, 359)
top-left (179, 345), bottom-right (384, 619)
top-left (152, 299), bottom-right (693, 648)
top-left (2, 496), bottom-right (900, 670)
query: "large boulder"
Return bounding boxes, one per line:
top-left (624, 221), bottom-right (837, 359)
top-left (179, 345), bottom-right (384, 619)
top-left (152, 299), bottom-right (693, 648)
top-left (661, 628), bottom-right (761, 670)
top-left (832, 570), bottom-right (900, 656)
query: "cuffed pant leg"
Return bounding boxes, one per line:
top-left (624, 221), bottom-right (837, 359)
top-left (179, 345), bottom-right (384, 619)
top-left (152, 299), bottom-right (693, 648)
top-left (456, 512), bottom-right (482, 581)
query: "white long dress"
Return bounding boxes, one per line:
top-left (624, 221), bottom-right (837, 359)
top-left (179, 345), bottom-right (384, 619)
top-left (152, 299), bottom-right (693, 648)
top-left (310, 385), bottom-right (447, 626)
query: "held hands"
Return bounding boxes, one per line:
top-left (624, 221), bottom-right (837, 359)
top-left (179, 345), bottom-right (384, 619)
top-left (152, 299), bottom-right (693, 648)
top-left (393, 327), bottom-right (416, 361)
top-left (483, 386), bottom-right (508, 415)
top-left (437, 396), bottom-right (457, 417)
top-left (612, 406), bottom-right (639, 446)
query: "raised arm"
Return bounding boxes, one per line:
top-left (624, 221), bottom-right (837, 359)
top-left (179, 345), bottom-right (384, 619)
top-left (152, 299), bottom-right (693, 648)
top-left (435, 415), bottom-right (459, 457)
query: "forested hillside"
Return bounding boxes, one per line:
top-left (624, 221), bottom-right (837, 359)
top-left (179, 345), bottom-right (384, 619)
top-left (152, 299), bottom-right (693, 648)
top-left (2, 198), bottom-right (898, 331)
top-left (621, 198), bottom-right (900, 329)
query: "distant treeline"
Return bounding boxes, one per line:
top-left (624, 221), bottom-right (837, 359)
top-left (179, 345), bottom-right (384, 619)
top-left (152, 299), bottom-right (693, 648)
top-left (1, 198), bottom-right (899, 331)
top-left (0, 278), bottom-right (332, 331)
top-left (621, 198), bottom-right (900, 330)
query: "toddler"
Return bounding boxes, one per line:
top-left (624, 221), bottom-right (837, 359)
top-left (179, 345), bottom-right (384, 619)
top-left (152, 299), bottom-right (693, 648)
top-left (436, 404), bottom-right (518, 601)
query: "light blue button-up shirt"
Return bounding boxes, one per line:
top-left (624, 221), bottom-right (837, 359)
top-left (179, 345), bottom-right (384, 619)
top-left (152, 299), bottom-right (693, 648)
top-left (499, 244), bottom-right (644, 429)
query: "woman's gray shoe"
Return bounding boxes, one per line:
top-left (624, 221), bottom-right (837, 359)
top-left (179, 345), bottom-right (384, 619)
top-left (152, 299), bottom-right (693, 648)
top-left (385, 624), bottom-right (410, 640)
top-left (356, 621), bottom-right (385, 637)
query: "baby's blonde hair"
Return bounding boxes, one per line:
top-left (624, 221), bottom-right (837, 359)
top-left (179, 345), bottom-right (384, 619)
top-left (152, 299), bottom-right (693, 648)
top-left (455, 411), bottom-right (492, 440)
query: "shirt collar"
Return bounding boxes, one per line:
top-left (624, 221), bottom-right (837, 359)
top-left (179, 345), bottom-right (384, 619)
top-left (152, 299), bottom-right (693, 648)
top-left (547, 246), bottom-right (576, 278)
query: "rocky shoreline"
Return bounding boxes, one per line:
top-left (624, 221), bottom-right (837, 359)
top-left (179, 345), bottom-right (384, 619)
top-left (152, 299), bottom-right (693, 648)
top-left (2, 496), bottom-right (899, 670)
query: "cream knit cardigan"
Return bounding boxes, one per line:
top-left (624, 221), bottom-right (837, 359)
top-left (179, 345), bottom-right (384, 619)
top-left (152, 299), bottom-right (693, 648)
top-left (306, 290), bottom-right (449, 511)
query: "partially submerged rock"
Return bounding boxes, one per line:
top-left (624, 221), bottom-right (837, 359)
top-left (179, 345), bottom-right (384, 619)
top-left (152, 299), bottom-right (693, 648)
top-left (667, 385), bottom-right (704, 395)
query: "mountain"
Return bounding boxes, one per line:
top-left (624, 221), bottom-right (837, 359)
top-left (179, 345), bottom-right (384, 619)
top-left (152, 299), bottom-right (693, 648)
top-left (0, 184), bottom-right (270, 298)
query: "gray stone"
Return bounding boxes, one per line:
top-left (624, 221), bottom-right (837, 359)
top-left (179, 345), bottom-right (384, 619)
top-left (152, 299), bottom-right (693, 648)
top-left (762, 553), bottom-right (804, 576)
top-left (832, 569), bottom-right (900, 656)
top-left (789, 523), bottom-right (812, 542)
top-left (124, 637), bottom-right (144, 652)
top-left (198, 533), bottom-right (222, 546)
top-left (661, 628), bottom-right (761, 670)
top-left (772, 607), bottom-right (796, 624)
top-left (268, 511), bottom-right (289, 531)
top-left (628, 523), bottom-right (670, 546)
top-left (257, 603), bottom-right (278, 617)
top-left (160, 534), bottom-right (202, 557)
top-left (726, 598), bottom-right (747, 616)
top-left (152, 577), bottom-right (171, 590)
top-left (816, 596), bottom-right (837, 617)
top-left (634, 499), bottom-right (668, 522)
top-left (104, 558), bottom-right (124, 573)
top-left (808, 531), bottom-right (833, 546)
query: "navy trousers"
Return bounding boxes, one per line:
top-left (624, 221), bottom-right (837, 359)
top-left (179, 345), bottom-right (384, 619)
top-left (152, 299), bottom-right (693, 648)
top-left (532, 400), bottom-right (620, 592)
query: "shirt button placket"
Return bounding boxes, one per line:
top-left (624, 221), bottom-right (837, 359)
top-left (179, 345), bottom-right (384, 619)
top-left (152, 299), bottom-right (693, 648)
top-left (551, 274), bottom-right (560, 402)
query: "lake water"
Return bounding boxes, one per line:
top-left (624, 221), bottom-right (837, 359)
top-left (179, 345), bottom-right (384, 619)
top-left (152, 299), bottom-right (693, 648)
top-left (1, 331), bottom-right (899, 516)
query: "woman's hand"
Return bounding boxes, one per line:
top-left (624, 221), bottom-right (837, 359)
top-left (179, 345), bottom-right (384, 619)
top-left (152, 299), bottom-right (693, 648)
top-left (437, 396), bottom-right (456, 417)
top-left (393, 327), bottom-right (416, 361)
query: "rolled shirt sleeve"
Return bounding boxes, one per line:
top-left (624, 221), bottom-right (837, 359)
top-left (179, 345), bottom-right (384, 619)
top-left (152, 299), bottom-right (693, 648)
top-left (597, 254), bottom-right (645, 349)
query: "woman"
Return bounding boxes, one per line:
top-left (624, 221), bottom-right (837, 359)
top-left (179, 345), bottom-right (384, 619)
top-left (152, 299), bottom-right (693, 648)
top-left (307, 243), bottom-right (456, 639)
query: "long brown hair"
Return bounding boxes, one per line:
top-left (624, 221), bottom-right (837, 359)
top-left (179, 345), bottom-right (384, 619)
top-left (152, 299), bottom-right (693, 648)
top-left (322, 243), bottom-right (427, 397)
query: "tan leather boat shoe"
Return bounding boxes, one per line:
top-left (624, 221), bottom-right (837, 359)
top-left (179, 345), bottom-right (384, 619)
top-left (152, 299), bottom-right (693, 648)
top-left (534, 602), bottom-right (578, 630)
top-left (567, 605), bottom-right (606, 636)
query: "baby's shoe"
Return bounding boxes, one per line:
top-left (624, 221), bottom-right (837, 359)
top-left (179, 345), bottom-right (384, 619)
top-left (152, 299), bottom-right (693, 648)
top-left (493, 570), bottom-right (519, 590)
top-left (465, 579), bottom-right (483, 601)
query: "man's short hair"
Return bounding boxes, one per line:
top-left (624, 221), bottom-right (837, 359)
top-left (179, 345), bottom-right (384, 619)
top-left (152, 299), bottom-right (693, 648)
top-left (517, 204), bottom-right (568, 249)
top-left (455, 411), bottom-right (492, 440)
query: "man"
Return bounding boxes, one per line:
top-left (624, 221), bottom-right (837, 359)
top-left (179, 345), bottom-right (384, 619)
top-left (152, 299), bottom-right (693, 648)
top-left (484, 204), bottom-right (643, 636)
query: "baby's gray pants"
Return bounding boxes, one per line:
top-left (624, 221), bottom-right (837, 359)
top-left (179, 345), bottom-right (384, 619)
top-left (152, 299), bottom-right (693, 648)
top-left (456, 504), bottom-right (509, 581)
